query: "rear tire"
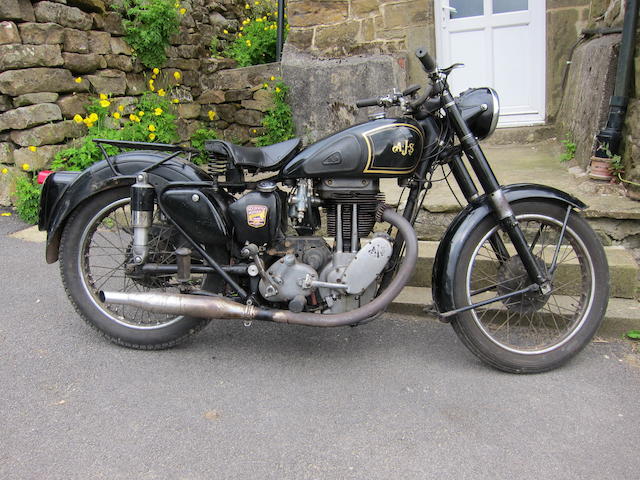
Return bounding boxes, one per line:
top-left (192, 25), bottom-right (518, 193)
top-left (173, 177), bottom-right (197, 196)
top-left (450, 200), bottom-right (609, 373)
top-left (59, 188), bottom-right (214, 349)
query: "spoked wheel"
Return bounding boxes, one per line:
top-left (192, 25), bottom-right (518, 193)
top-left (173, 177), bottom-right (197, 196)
top-left (451, 200), bottom-right (609, 373)
top-left (60, 188), bottom-right (219, 349)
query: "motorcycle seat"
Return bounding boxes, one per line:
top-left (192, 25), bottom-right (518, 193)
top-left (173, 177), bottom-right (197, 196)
top-left (205, 138), bottom-right (302, 171)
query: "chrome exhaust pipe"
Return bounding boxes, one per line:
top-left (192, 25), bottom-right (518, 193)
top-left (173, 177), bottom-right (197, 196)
top-left (100, 208), bottom-right (418, 328)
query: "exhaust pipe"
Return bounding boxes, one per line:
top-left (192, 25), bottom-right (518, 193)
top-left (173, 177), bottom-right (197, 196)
top-left (100, 208), bottom-right (418, 327)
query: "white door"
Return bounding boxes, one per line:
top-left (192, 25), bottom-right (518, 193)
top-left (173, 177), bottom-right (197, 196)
top-left (434, 0), bottom-right (546, 127)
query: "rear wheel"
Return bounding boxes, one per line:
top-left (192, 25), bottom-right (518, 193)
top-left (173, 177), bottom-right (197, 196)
top-left (59, 187), bottom-right (219, 349)
top-left (450, 200), bottom-right (609, 373)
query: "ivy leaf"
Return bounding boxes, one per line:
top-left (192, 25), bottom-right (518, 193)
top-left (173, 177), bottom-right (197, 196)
top-left (626, 330), bottom-right (640, 340)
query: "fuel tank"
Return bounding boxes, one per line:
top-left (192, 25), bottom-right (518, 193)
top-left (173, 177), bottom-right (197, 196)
top-left (281, 117), bottom-right (425, 178)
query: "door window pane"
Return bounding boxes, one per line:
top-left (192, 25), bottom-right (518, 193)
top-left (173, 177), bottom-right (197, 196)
top-left (450, 0), bottom-right (483, 19)
top-left (493, 0), bottom-right (528, 14)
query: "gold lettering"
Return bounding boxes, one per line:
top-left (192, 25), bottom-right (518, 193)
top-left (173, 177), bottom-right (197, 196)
top-left (392, 140), bottom-right (415, 157)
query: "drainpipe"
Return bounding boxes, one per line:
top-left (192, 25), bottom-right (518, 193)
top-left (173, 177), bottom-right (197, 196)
top-left (275, 0), bottom-right (286, 61)
top-left (593, 0), bottom-right (639, 157)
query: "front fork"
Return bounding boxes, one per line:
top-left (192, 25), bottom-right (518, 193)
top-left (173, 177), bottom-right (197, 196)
top-left (441, 90), bottom-right (551, 294)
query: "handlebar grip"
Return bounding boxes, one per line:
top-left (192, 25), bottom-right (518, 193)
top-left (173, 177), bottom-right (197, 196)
top-left (356, 97), bottom-right (380, 108)
top-left (415, 47), bottom-right (437, 73)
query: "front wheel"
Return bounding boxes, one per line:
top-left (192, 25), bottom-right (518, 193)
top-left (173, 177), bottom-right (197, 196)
top-left (59, 187), bottom-right (218, 349)
top-left (450, 200), bottom-right (609, 373)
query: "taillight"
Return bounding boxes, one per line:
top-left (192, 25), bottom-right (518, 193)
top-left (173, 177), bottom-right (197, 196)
top-left (37, 170), bottom-right (53, 185)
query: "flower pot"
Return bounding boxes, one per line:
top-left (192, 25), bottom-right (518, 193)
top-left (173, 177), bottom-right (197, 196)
top-left (588, 156), bottom-right (613, 181)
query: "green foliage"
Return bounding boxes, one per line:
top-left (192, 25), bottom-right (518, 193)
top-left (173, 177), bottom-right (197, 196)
top-left (256, 81), bottom-right (295, 147)
top-left (209, 36), bottom-right (219, 56)
top-left (559, 135), bottom-right (576, 163)
top-left (52, 91), bottom-right (178, 171)
top-left (190, 128), bottom-right (218, 165)
top-left (627, 330), bottom-right (640, 340)
top-left (15, 176), bottom-right (41, 224)
top-left (222, 1), bottom-right (286, 67)
top-left (609, 154), bottom-right (624, 176)
top-left (122, 0), bottom-right (180, 69)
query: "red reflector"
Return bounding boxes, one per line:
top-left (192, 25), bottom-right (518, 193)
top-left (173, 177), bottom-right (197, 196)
top-left (37, 170), bottom-right (53, 185)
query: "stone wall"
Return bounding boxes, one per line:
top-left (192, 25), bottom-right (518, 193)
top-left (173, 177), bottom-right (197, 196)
top-left (0, 0), bottom-right (276, 206)
top-left (287, 0), bottom-right (435, 84)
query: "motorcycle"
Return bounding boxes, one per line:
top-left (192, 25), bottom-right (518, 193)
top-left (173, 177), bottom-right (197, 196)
top-left (38, 48), bottom-right (609, 373)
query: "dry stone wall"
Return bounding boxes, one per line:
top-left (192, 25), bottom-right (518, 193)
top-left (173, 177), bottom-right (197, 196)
top-left (0, 0), bottom-right (278, 206)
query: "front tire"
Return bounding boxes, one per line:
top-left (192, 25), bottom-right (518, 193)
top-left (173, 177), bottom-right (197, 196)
top-left (450, 200), bottom-right (609, 373)
top-left (59, 187), bottom-right (213, 349)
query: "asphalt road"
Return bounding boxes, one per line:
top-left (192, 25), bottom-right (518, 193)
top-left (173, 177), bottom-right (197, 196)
top-left (1, 214), bottom-right (640, 480)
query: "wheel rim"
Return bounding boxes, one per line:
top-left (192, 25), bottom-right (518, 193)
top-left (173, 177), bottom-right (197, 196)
top-left (465, 213), bottom-right (595, 355)
top-left (78, 197), bottom-right (202, 330)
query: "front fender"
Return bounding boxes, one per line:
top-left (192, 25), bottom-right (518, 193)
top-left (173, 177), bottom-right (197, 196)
top-left (40, 151), bottom-right (212, 264)
top-left (431, 183), bottom-right (587, 315)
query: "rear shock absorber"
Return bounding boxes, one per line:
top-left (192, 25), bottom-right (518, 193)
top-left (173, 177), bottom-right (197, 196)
top-left (130, 172), bottom-right (154, 265)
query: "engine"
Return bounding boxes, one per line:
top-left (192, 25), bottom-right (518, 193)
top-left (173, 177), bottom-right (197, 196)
top-left (236, 177), bottom-right (392, 314)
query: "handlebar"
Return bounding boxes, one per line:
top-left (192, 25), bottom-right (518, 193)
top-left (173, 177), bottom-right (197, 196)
top-left (415, 47), bottom-right (437, 74)
top-left (355, 97), bottom-right (381, 108)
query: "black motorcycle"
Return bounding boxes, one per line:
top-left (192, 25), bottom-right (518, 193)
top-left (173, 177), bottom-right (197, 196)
top-left (39, 48), bottom-right (609, 373)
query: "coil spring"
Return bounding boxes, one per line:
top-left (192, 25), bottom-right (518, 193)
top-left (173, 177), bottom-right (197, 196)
top-left (204, 157), bottom-right (227, 177)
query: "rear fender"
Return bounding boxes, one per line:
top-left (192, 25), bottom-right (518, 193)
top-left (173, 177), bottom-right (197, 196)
top-left (41, 151), bottom-right (213, 264)
top-left (431, 183), bottom-right (587, 316)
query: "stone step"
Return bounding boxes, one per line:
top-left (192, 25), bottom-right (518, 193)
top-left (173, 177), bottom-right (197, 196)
top-left (484, 125), bottom-right (558, 145)
top-left (408, 241), bottom-right (638, 300)
top-left (389, 286), bottom-right (640, 340)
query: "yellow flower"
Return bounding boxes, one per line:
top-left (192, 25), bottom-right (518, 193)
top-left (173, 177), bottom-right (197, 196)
top-left (256, 17), bottom-right (262, 22)
top-left (28, 146), bottom-right (37, 152)
top-left (118, 105), bottom-right (124, 112)
top-left (113, 112), bottom-right (121, 119)
top-left (129, 114), bottom-right (140, 122)
top-left (99, 93), bottom-right (108, 100)
top-left (172, 98), bottom-right (180, 104)
top-left (73, 114), bottom-right (84, 124)
top-left (154, 107), bottom-right (163, 116)
top-left (223, 29), bottom-right (228, 34)
top-left (99, 100), bottom-right (111, 108)
top-left (173, 71), bottom-right (181, 80)
top-left (208, 110), bottom-right (216, 120)
top-left (245, 3), bottom-right (250, 8)
top-left (255, 0), bottom-right (260, 4)
top-left (138, 111), bottom-right (145, 117)
top-left (85, 122), bottom-right (94, 128)
top-left (153, 68), bottom-right (160, 75)
top-left (89, 113), bottom-right (98, 122)
top-left (75, 77), bottom-right (82, 83)
top-left (151, 74), bottom-right (157, 80)
top-left (238, 32), bottom-right (243, 37)
top-left (243, 19), bottom-right (250, 25)
top-left (180, 7), bottom-right (186, 14)
top-left (22, 163), bottom-right (30, 170)
top-left (275, 87), bottom-right (281, 93)
top-left (0, 212), bottom-right (11, 216)
top-left (252, 129), bottom-right (257, 133)
top-left (245, 39), bottom-right (251, 47)
top-left (158, 89), bottom-right (166, 96)
top-left (1, 168), bottom-right (8, 174)
top-left (270, 76), bottom-right (275, 81)
top-left (148, 133), bottom-right (156, 140)
top-left (262, 16), bottom-right (266, 21)
top-left (263, 83), bottom-right (268, 88)
top-left (148, 124), bottom-right (156, 132)
top-left (263, 27), bottom-right (268, 31)
top-left (174, 2), bottom-right (179, 7)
